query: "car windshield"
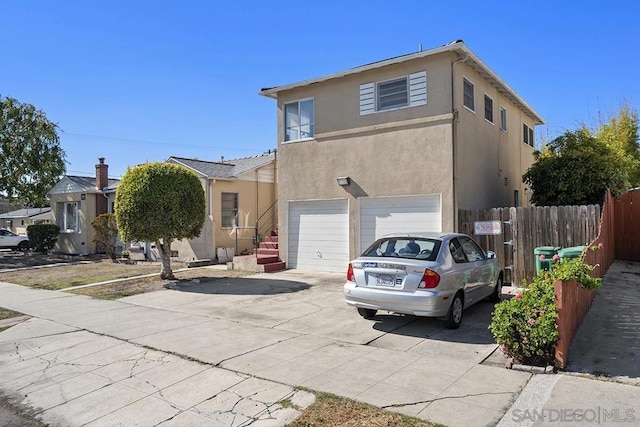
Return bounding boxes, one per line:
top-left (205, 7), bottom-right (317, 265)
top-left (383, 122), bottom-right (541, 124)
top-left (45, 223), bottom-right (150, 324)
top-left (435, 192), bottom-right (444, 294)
top-left (362, 238), bottom-right (441, 261)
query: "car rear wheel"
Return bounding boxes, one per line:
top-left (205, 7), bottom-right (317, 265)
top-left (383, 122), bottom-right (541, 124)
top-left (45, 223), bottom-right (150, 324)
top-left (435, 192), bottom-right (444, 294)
top-left (17, 241), bottom-right (30, 251)
top-left (489, 275), bottom-right (503, 302)
top-left (444, 293), bottom-right (463, 329)
top-left (357, 308), bottom-right (377, 319)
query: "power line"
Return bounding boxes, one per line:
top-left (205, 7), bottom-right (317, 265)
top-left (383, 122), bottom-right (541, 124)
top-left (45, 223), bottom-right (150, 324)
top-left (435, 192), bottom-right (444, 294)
top-left (62, 132), bottom-right (261, 151)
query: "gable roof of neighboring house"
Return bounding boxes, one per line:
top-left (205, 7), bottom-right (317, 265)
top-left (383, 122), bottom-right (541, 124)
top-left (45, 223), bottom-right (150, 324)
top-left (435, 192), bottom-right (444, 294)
top-left (49, 175), bottom-right (121, 195)
top-left (0, 207), bottom-right (52, 219)
top-left (259, 40), bottom-right (544, 125)
top-left (167, 153), bottom-right (275, 179)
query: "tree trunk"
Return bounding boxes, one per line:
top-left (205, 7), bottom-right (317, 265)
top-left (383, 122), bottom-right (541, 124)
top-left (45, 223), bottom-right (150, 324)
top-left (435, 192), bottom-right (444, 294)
top-left (157, 238), bottom-right (175, 280)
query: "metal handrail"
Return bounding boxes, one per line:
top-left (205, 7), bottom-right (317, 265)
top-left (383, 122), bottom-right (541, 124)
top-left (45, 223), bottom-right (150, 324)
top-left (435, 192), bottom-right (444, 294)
top-left (254, 199), bottom-right (278, 257)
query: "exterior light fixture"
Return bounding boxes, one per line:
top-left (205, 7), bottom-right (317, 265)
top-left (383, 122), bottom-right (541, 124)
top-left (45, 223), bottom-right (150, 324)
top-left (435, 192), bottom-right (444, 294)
top-left (336, 177), bottom-right (350, 186)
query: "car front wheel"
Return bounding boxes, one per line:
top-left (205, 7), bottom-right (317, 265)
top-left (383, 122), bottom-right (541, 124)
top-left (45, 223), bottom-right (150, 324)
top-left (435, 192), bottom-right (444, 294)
top-left (444, 293), bottom-right (463, 329)
top-left (489, 275), bottom-right (503, 302)
top-left (357, 308), bottom-right (377, 319)
top-left (17, 241), bottom-right (30, 251)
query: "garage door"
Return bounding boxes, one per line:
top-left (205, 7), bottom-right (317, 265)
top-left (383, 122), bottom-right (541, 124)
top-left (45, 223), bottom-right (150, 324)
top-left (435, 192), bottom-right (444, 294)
top-left (288, 200), bottom-right (349, 272)
top-left (359, 195), bottom-right (441, 252)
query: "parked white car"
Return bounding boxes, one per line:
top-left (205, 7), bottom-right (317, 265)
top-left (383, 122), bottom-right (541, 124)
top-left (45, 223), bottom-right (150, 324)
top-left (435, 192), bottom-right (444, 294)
top-left (0, 228), bottom-right (30, 250)
top-left (344, 232), bottom-right (502, 329)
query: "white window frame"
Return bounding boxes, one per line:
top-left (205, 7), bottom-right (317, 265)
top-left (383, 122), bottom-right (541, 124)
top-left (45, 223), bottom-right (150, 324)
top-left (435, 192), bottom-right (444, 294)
top-left (59, 202), bottom-right (79, 233)
top-left (283, 98), bottom-right (315, 143)
top-left (221, 192), bottom-right (239, 228)
top-left (500, 106), bottom-right (507, 131)
top-left (523, 123), bottom-right (534, 147)
top-left (376, 76), bottom-right (408, 111)
top-left (463, 77), bottom-right (475, 112)
top-left (484, 94), bottom-right (494, 124)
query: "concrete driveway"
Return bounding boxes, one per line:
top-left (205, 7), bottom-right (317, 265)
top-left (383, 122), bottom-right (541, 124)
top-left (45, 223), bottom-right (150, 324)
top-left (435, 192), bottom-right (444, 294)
top-left (1, 269), bottom-right (531, 427)
top-left (123, 269), bottom-right (500, 365)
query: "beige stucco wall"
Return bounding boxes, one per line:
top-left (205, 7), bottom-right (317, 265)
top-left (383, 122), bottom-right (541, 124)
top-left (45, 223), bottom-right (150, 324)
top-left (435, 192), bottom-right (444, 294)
top-left (277, 121), bottom-right (455, 261)
top-left (170, 175), bottom-right (276, 262)
top-left (170, 178), bottom-right (214, 262)
top-left (214, 179), bottom-right (276, 257)
top-left (51, 192), bottom-right (98, 255)
top-left (271, 50), bottom-right (541, 266)
top-left (274, 52), bottom-right (458, 261)
top-left (453, 62), bottom-right (535, 210)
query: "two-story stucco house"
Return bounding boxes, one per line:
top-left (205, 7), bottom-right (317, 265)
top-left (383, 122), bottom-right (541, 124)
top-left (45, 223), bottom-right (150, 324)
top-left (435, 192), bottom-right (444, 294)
top-left (260, 40), bottom-right (545, 272)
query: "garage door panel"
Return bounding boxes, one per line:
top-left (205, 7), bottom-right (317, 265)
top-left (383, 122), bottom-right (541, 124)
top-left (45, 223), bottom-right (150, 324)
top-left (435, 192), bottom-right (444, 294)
top-left (288, 200), bottom-right (349, 272)
top-left (360, 196), bottom-right (441, 251)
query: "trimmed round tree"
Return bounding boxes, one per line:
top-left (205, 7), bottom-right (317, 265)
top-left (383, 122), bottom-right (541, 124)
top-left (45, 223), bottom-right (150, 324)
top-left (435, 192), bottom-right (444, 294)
top-left (115, 162), bottom-right (205, 279)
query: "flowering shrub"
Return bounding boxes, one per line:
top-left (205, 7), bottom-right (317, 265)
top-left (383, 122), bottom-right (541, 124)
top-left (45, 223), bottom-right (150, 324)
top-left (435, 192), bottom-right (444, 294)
top-left (489, 274), bottom-right (558, 366)
top-left (489, 244), bottom-right (603, 366)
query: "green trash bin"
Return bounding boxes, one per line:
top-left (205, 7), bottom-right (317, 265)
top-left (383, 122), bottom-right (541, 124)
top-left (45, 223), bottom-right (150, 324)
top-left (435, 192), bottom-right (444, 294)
top-left (558, 246), bottom-right (587, 262)
top-left (534, 246), bottom-right (561, 274)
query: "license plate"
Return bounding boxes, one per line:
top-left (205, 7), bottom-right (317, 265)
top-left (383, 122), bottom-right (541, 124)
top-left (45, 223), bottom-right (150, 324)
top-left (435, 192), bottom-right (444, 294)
top-left (375, 274), bottom-right (395, 287)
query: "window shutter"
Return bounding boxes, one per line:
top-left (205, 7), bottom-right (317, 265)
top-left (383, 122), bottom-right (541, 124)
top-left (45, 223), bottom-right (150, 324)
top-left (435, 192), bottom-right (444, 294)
top-left (409, 71), bottom-right (427, 107)
top-left (359, 82), bottom-right (375, 115)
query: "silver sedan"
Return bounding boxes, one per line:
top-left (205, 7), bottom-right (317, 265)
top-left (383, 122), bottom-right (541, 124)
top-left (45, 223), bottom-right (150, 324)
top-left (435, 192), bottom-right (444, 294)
top-left (343, 232), bottom-right (502, 329)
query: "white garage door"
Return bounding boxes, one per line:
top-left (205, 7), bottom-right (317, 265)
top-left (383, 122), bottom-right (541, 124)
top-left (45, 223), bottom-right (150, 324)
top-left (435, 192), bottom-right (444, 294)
top-left (288, 200), bottom-right (349, 272)
top-left (359, 195), bottom-right (442, 252)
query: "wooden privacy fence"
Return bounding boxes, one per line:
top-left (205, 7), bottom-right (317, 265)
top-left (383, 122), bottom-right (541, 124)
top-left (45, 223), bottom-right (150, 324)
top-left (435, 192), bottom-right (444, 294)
top-left (614, 189), bottom-right (640, 261)
top-left (555, 191), bottom-right (616, 368)
top-left (458, 204), bottom-right (601, 286)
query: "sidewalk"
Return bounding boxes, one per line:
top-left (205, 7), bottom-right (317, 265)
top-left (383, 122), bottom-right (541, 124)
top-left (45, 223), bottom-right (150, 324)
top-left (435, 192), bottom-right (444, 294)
top-left (498, 260), bottom-right (640, 426)
top-left (0, 280), bottom-right (530, 427)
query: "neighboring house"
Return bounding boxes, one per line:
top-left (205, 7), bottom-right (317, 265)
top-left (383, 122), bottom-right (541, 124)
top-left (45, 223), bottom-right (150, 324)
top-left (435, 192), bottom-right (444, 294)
top-left (260, 40), bottom-right (545, 272)
top-left (48, 158), bottom-right (119, 255)
top-left (166, 153), bottom-right (277, 262)
top-left (0, 207), bottom-right (52, 234)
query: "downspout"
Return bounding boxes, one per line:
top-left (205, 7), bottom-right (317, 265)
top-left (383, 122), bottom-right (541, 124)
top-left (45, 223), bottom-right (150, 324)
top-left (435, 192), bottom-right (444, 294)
top-left (451, 53), bottom-right (468, 232)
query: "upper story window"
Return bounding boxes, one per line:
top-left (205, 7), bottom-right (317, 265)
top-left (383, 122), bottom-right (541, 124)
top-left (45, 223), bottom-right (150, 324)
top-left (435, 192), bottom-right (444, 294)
top-left (523, 123), bottom-right (534, 147)
top-left (284, 99), bottom-right (314, 142)
top-left (360, 71), bottom-right (427, 115)
top-left (221, 192), bottom-right (239, 228)
top-left (463, 78), bottom-right (475, 111)
top-left (377, 77), bottom-right (408, 111)
top-left (484, 94), bottom-right (494, 123)
top-left (500, 107), bottom-right (507, 131)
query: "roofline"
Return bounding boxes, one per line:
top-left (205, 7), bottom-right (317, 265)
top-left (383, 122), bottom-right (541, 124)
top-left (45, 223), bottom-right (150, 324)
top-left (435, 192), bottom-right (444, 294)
top-left (166, 157), bottom-right (209, 178)
top-left (167, 154), bottom-right (274, 179)
top-left (259, 42), bottom-right (544, 125)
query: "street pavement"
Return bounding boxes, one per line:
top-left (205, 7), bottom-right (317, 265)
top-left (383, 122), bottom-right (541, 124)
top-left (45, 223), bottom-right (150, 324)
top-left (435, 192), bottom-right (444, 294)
top-left (1, 261), bottom-right (638, 426)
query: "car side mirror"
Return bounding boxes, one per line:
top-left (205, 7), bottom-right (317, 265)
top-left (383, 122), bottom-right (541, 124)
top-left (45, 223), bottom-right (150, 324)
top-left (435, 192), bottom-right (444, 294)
top-left (486, 251), bottom-right (496, 259)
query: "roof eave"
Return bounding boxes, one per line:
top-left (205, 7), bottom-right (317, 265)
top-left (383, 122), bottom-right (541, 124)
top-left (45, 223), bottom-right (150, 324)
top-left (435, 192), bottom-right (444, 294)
top-left (259, 42), bottom-right (545, 125)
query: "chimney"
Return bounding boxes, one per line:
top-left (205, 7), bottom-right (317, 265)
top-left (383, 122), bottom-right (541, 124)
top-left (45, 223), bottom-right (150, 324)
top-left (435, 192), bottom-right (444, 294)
top-left (95, 157), bottom-right (109, 216)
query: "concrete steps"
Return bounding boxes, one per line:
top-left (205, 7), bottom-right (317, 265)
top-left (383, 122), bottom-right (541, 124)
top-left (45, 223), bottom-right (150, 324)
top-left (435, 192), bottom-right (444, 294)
top-left (233, 230), bottom-right (285, 273)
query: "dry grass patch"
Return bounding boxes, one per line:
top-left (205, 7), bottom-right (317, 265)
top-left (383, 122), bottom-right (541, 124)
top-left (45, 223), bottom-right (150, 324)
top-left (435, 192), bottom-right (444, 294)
top-left (0, 308), bottom-right (23, 321)
top-left (67, 268), bottom-right (254, 300)
top-left (0, 261), bottom-right (163, 290)
top-left (287, 391), bottom-right (439, 427)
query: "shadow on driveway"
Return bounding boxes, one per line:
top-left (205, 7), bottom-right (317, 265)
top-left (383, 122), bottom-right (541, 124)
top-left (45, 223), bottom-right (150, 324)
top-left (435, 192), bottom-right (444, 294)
top-left (369, 300), bottom-right (497, 345)
top-left (566, 261), bottom-right (640, 382)
top-left (167, 277), bottom-right (312, 296)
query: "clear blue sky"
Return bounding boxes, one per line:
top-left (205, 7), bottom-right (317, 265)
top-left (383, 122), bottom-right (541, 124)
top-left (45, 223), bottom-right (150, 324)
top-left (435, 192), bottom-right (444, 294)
top-left (3, 1), bottom-right (638, 178)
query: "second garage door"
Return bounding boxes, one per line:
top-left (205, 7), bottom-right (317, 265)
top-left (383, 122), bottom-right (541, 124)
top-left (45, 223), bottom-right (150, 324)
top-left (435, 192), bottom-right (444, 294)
top-left (359, 195), bottom-right (442, 252)
top-left (288, 200), bottom-right (349, 272)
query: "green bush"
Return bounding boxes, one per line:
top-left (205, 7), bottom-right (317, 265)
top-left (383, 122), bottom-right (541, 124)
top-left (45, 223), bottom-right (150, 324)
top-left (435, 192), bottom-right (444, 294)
top-left (26, 224), bottom-right (60, 253)
top-left (91, 213), bottom-right (118, 261)
top-left (489, 276), bottom-right (559, 366)
top-left (489, 247), bottom-right (603, 366)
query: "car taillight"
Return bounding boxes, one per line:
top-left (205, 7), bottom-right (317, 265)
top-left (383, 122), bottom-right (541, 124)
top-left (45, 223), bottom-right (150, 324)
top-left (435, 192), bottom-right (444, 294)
top-left (347, 264), bottom-right (355, 282)
top-left (418, 269), bottom-right (440, 289)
